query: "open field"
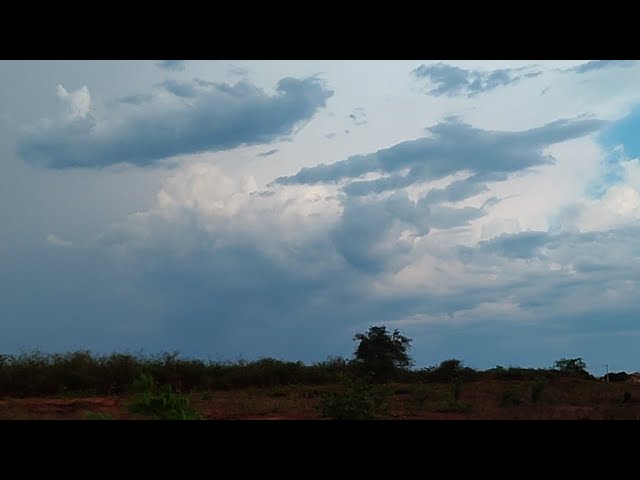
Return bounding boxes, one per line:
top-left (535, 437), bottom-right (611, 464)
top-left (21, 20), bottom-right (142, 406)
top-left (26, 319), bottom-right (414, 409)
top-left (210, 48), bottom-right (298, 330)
top-left (2, 378), bottom-right (640, 420)
top-left (2, 350), bottom-right (638, 420)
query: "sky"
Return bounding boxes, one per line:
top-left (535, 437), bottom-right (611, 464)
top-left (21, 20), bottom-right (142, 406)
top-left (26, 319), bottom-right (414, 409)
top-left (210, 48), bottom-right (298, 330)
top-left (2, 59), bottom-right (640, 375)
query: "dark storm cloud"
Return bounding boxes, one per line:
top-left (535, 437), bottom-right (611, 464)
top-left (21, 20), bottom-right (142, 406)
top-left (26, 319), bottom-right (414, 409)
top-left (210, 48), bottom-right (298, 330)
top-left (18, 77), bottom-right (334, 169)
top-left (275, 117), bottom-right (605, 197)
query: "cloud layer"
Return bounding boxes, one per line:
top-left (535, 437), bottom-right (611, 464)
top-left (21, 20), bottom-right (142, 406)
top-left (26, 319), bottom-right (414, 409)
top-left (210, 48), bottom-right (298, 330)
top-left (4, 60), bottom-right (640, 371)
top-left (275, 117), bottom-right (605, 199)
top-left (18, 77), bottom-right (333, 168)
top-left (413, 63), bottom-right (542, 97)
top-left (571, 60), bottom-right (636, 74)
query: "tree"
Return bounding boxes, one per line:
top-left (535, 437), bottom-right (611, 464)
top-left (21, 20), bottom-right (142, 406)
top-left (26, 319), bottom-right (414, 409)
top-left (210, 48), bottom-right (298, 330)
top-left (553, 357), bottom-right (588, 376)
top-left (353, 326), bottom-right (413, 382)
top-left (432, 358), bottom-right (464, 382)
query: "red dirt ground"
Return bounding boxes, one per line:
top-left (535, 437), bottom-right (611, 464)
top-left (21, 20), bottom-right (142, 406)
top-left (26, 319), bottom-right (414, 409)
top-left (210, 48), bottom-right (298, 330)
top-left (1, 379), bottom-right (639, 420)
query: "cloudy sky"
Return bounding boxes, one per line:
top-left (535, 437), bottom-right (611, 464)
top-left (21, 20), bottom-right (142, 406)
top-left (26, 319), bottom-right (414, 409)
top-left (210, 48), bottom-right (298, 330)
top-left (2, 60), bottom-right (640, 374)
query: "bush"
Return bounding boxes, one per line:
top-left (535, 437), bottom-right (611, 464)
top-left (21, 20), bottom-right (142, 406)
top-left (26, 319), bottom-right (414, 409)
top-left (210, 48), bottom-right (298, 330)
top-left (419, 359), bottom-right (478, 383)
top-left (0, 350), bottom-right (354, 397)
top-left (486, 366), bottom-right (554, 382)
top-left (127, 374), bottom-right (201, 420)
top-left (606, 372), bottom-right (629, 382)
top-left (531, 377), bottom-right (546, 404)
top-left (453, 378), bottom-right (463, 401)
top-left (318, 375), bottom-right (390, 420)
top-left (500, 389), bottom-right (522, 407)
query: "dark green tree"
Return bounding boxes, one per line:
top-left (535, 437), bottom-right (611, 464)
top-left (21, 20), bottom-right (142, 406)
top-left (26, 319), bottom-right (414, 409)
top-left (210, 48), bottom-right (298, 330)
top-left (437, 359), bottom-right (463, 378)
top-left (553, 357), bottom-right (588, 376)
top-left (353, 326), bottom-right (413, 382)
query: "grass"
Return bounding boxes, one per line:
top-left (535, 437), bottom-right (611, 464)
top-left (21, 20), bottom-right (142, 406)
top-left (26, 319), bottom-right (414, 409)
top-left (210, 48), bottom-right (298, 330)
top-left (82, 411), bottom-right (115, 420)
top-left (1, 378), bottom-right (640, 419)
top-left (318, 375), bottom-right (391, 420)
top-left (127, 374), bottom-right (201, 420)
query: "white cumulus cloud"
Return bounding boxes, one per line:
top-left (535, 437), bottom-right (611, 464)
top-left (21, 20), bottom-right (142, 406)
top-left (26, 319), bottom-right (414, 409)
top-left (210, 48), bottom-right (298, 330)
top-left (56, 84), bottom-right (92, 120)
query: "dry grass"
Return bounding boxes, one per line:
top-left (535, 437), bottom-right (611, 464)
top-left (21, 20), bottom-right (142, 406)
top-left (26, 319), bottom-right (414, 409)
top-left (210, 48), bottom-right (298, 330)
top-left (2, 379), bottom-right (639, 420)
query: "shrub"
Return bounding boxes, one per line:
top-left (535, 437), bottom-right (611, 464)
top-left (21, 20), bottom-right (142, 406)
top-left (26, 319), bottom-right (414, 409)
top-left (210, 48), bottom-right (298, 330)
top-left (606, 372), bottom-right (629, 382)
top-left (419, 359), bottom-right (478, 383)
top-left (531, 377), bottom-right (546, 404)
top-left (0, 350), bottom-right (356, 397)
top-left (318, 375), bottom-right (390, 420)
top-left (127, 374), bottom-right (201, 420)
top-left (453, 378), bottom-right (463, 401)
top-left (486, 366), bottom-right (554, 382)
top-left (500, 389), bottom-right (522, 407)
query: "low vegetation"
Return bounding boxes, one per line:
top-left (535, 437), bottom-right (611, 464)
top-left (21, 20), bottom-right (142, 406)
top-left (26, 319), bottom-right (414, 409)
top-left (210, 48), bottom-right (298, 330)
top-left (82, 411), bottom-right (114, 420)
top-left (0, 350), bottom-right (353, 397)
top-left (0, 326), bottom-right (637, 420)
top-left (127, 373), bottom-right (201, 420)
top-left (318, 374), bottom-right (391, 420)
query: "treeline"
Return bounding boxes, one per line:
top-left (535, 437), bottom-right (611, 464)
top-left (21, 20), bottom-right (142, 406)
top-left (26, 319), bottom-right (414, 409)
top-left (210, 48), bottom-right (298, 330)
top-left (0, 350), bottom-right (601, 398)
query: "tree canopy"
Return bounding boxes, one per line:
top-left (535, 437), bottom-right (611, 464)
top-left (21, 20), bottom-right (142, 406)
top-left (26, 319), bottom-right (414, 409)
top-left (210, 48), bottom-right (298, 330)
top-left (353, 326), bottom-right (413, 382)
top-left (553, 357), bottom-right (588, 376)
